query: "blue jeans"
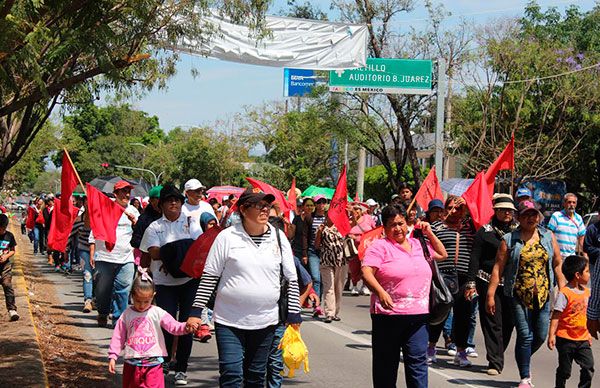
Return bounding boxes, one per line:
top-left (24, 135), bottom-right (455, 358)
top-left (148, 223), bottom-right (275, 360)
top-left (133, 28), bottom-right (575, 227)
top-left (306, 250), bottom-right (321, 297)
top-left (512, 297), bottom-right (550, 379)
top-left (266, 324), bottom-right (286, 388)
top-left (372, 314), bottom-right (428, 388)
top-left (94, 261), bottom-right (134, 321)
top-left (33, 225), bottom-right (44, 254)
top-left (467, 296), bottom-right (478, 348)
top-left (80, 250), bottom-right (92, 301)
top-left (443, 311), bottom-right (453, 340)
top-left (215, 322), bottom-right (276, 388)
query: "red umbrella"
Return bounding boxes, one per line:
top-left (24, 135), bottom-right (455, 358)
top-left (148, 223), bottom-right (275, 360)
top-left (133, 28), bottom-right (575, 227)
top-left (206, 186), bottom-right (245, 202)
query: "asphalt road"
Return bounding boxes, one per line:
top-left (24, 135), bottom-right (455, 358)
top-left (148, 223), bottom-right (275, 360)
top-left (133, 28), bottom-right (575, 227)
top-left (36, 257), bottom-right (599, 388)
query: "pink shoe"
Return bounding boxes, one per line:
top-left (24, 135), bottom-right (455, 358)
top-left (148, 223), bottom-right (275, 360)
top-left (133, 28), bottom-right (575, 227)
top-left (517, 378), bottom-right (534, 388)
top-left (313, 306), bottom-right (324, 318)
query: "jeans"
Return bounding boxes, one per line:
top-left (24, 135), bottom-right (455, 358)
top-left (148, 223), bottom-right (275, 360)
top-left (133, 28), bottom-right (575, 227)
top-left (155, 278), bottom-right (199, 373)
top-left (266, 324), bottom-right (286, 388)
top-left (306, 250), bottom-right (321, 297)
top-left (467, 296), bottom-right (478, 348)
top-left (80, 250), bottom-right (93, 301)
top-left (215, 322), bottom-right (276, 388)
top-left (443, 311), bottom-right (453, 341)
top-left (512, 297), bottom-right (550, 379)
top-left (94, 261), bottom-right (135, 321)
top-left (555, 337), bottom-right (595, 388)
top-left (371, 314), bottom-right (428, 388)
top-left (33, 225), bottom-right (45, 254)
top-left (1, 262), bottom-right (16, 311)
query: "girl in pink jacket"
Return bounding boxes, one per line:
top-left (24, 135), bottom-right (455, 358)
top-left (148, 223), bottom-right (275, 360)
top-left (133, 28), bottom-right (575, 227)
top-left (108, 270), bottom-right (193, 387)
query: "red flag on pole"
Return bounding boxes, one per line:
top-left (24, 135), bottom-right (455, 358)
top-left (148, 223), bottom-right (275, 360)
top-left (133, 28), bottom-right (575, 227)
top-left (60, 151), bottom-right (79, 213)
top-left (462, 171), bottom-right (494, 230)
top-left (484, 134), bottom-right (515, 195)
top-left (86, 183), bottom-right (125, 251)
top-left (358, 226), bottom-right (384, 260)
top-left (246, 177), bottom-right (292, 214)
top-left (413, 166), bottom-right (444, 211)
top-left (47, 198), bottom-right (79, 252)
top-left (329, 165), bottom-right (351, 236)
top-left (288, 178), bottom-right (297, 213)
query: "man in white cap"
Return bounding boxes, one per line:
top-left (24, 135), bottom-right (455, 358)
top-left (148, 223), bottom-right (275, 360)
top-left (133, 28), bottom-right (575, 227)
top-left (182, 179), bottom-right (216, 227)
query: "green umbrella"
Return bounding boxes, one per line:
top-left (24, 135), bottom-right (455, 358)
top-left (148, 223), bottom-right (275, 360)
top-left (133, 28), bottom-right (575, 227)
top-left (301, 185), bottom-right (353, 201)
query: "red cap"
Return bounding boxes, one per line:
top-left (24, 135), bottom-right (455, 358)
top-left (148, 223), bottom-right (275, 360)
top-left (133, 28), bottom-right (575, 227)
top-left (113, 180), bottom-right (134, 192)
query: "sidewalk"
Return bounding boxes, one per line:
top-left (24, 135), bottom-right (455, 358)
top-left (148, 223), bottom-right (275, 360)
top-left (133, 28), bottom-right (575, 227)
top-left (0, 224), bottom-right (48, 387)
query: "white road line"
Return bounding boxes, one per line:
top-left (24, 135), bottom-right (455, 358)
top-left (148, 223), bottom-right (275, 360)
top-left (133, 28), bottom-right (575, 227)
top-left (306, 320), bottom-right (481, 388)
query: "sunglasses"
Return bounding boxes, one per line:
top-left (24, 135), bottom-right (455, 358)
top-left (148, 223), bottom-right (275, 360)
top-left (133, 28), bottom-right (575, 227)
top-left (248, 202), bottom-right (273, 212)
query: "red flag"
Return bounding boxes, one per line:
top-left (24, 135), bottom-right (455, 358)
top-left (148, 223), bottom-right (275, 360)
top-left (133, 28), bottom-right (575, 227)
top-left (484, 134), bottom-right (514, 195)
top-left (329, 165), bottom-right (351, 236)
top-left (413, 166), bottom-right (443, 211)
top-left (86, 183), bottom-right (125, 251)
top-left (246, 178), bottom-right (292, 214)
top-left (47, 198), bottom-right (79, 252)
top-left (358, 226), bottom-right (384, 260)
top-left (288, 178), bottom-right (297, 213)
top-left (462, 171), bottom-right (494, 230)
top-left (60, 151), bottom-right (79, 213)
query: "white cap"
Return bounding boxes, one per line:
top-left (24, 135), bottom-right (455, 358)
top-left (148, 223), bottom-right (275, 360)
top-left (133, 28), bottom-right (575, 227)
top-left (366, 198), bottom-right (377, 206)
top-left (184, 179), bottom-right (205, 191)
top-left (222, 195), bottom-right (229, 201)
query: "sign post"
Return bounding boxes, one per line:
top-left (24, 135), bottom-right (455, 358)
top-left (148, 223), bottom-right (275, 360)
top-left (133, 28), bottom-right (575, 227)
top-left (434, 59), bottom-right (446, 182)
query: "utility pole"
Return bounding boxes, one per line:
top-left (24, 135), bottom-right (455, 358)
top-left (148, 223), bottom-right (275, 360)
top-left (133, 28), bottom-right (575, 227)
top-left (356, 98), bottom-right (368, 201)
top-left (435, 59), bottom-right (446, 182)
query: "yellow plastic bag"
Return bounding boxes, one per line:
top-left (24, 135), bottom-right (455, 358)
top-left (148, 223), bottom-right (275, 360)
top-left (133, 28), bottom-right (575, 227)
top-left (278, 325), bottom-right (309, 377)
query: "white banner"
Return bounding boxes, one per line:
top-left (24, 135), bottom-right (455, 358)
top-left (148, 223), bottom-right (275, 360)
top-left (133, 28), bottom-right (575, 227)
top-left (174, 13), bottom-right (368, 70)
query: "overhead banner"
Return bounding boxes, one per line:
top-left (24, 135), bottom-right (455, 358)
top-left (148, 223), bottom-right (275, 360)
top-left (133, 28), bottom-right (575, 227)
top-left (329, 58), bottom-right (433, 95)
top-left (174, 13), bottom-right (368, 70)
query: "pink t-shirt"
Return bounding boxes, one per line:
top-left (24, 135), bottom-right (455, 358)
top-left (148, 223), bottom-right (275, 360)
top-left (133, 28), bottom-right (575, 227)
top-left (362, 237), bottom-right (432, 315)
top-left (349, 216), bottom-right (376, 243)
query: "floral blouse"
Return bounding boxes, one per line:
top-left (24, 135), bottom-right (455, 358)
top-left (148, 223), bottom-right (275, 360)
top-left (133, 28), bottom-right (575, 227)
top-left (514, 240), bottom-right (550, 309)
top-left (319, 226), bottom-right (346, 267)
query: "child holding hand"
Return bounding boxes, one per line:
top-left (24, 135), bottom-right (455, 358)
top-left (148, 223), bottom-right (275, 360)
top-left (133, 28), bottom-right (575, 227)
top-left (548, 255), bottom-right (595, 388)
top-left (108, 269), bottom-right (195, 387)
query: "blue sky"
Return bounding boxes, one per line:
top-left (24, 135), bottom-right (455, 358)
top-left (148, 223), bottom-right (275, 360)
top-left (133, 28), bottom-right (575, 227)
top-left (118, 0), bottom-right (597, 131)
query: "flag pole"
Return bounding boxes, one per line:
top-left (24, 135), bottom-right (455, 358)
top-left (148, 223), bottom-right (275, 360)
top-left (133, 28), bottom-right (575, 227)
top-left (63, 148), bottom-right (86, 195)
top-left (510, 132), bottom-right (515, 196)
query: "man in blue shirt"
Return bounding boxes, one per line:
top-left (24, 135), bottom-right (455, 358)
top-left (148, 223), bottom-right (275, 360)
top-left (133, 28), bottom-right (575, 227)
top-left (547, 193), bottom-right (586, 259)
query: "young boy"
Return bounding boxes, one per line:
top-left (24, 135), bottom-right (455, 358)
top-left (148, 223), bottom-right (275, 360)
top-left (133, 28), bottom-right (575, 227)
top-left (548, 255), bottom-right (594, 388)
top-left (0, 214), bottom-right (19, 321)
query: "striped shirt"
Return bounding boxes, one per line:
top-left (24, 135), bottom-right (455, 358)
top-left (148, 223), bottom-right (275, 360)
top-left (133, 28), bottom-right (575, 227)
top-left (432, 220), bottom-right (475, 276)
top-left (249, 228), bottom-right (271, 246)
top-left (310, 214), bottom-right (326, 249)
top-left (547, 210), bottom-right (586, 258)
top-left (588, 257), bottom-right (600, 319)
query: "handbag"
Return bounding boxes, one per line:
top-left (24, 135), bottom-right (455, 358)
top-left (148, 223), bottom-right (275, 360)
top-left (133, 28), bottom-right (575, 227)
top-left (275, 229), bottom-right (289, 323)
top-left (342, 236), bottom-right (358, 259)
top-left (414, 229), bottom-right (454, 326)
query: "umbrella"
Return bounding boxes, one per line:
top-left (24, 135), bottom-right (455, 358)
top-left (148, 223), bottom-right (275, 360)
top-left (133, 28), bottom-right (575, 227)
top-left (301, 185), bottom-right (353, 201)
top-left (88, 176), bottom-right (150, 197)
top-left (440, 178), bottom-right (474, 196)
top-left (206, 185), bottom-right (246, 201)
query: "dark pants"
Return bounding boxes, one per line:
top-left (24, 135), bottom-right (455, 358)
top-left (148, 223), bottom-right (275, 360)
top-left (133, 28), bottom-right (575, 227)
top-left (155, 278), bottom-right (199, 373)
top-left (0, 262), bottom-right (16, 311)
top-left (555, 337), bottom-right (595, 388)
top-left (477, 280), bottom-right (514, 371)
top-left (266, 324), bottom-right (286, 388)
top-left (215, 322), bottom-right (276, 388)
top-left (429, 276), bottom-right (473, 349)
top-left (372, 314), bottom-right (428, 388)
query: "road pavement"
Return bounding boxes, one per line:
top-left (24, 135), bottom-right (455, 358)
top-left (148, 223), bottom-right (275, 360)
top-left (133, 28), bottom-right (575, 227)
top-left (35, 256), bottom-right (599, 388)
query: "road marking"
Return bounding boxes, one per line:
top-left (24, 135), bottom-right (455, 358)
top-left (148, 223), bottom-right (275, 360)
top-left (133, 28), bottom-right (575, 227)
top-left (306, 320), bottom-right (481, 388)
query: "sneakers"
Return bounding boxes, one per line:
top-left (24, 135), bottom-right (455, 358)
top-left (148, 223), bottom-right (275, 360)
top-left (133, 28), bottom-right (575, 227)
top-left (426, 347), bottom-right (437, 365)
top-left (8, 310), bottom-right (19, 321)
top-left (174, 372), bottom-right (188, 385)
top-left (332, 316), bottom-right (341, 321)
top-left (194, 324), bottom-right (212, 342)
top-left (360, 286), bottom-right (371, 296)
top-left (465, 346), bottom-right (479, 358)
top-left (453, 351), bottom-right (472, 367)
top-left (313, 306), bottom-right (324, 318)
top-left (517, 378), bottom-right (534, 388)
top-left (487, 368), bottom-right (500, 376)
top-left (97, 314), bottom-right (108, 328)
top-left (447, 343), bottom-right (457, 356)
top-left (350, 286), bottom-right (360, 296)
top-left (324, 316), bottom-right (333, 323)
top-left (83, 300), bottom-right (92, 313)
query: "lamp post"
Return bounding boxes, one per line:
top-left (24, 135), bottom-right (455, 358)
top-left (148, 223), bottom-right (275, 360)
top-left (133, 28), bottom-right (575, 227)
top-left (113, 165), bottom-right (163, 187)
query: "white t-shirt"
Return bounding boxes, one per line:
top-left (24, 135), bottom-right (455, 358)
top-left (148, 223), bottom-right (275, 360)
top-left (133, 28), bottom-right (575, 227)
top-left (89, 204), bottom-right (139, 264)
top-left (203, 223), bottom-right (297, 330)
top-left (140, 212), bottom-right (202, 286)
top-left (182, 200), bottom-right (216, 226)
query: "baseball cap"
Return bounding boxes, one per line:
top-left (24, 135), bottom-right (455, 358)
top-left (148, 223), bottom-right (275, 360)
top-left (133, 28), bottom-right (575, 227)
top-left (427, 199), bottom-right (444, 212)
top-left (493, 194), bottom-right (517, 211)
top-left (391, 194), bottom-right (400, 200)
top-left (113, 180), bottom-right (134, 191)
top-left (159, 184), bottom-right (184, 204)
top-left (313, 195), bottom-right (327, 204)
top-left (184, 179), bottom-right (206, 191)
top-left (517, 200), bottom-right (541, 215)
top-left (237, 189), bottom-right (275, 207)
top-left (148, 185), bottom-right (163, 199)
top-left (516, 187), bottom-right (532, 198)
top-left (366, 198), bottom-right (377, 206)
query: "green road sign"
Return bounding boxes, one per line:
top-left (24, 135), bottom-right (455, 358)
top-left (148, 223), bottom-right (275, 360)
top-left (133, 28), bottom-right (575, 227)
top-left (329, 58), bottom-right (433, 95)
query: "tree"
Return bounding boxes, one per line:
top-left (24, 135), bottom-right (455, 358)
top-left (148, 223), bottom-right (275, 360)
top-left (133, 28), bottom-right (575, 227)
top-left (0, 0), bottom-right (269, 184)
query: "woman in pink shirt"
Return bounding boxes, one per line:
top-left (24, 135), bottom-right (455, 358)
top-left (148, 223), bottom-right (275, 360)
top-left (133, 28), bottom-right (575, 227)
top-left (362, 204), bottom-right (447, 388)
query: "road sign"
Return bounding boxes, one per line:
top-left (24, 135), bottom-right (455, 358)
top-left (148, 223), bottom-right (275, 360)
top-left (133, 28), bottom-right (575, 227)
top-left (329, 58), bottom-right (433, 95)
top-left (284, 68), bottom-right (316, 97)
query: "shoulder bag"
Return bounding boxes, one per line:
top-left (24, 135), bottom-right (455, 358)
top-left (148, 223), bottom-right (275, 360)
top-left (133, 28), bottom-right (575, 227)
top-left (276, 228), bottom-right (289, 323)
